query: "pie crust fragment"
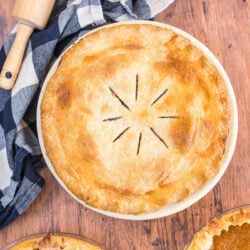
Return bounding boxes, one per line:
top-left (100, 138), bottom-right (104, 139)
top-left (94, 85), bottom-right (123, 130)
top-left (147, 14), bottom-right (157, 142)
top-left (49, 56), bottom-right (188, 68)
top-left (7, 233), bottom-right (103, 250)
top-left (186, 207), bottom-right (250, 250)
top-left (41, 23), bottom-right (231, 214)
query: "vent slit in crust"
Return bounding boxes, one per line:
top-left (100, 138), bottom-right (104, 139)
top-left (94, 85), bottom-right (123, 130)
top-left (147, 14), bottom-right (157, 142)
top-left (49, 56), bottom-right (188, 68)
top-left (108, 86), bottom-right (131, 111)
top-left (112, 127), bottom-right (130, 142)
top-left (158, 115), bottom-right (179, 119)
top-left (135, 74), bottom-right (139, 101)
top-left (151, 88), bottom-right (168, 106)
top-left (149, 127), bottom-right (169, 149)
top-left (102, 116), bottom-right (123, 122)
top-left (137, 132), bottom-right (142, 155)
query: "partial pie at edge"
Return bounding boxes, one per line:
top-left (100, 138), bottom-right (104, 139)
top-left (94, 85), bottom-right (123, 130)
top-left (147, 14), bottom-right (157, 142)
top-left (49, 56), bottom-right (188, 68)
top-left (7, 233), bottom-right (103, 250)
top-left (41, 23), bottom-right (231, 214)
top-left (186, 207), bottom-right (250, 250)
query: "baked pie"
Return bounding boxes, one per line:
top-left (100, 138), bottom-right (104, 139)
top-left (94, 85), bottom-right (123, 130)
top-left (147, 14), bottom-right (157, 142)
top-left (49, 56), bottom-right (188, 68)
top-left (41, 22), bottom-right (231, 214)
top-left (186, 207), bottom-right (250, 250)
top-left (7, 233), bottom-right (103, 250)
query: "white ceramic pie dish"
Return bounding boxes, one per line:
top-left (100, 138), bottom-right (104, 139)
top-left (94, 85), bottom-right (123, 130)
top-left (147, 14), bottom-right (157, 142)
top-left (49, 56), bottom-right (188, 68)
top-left (37, 21), bottom-right (238, 220)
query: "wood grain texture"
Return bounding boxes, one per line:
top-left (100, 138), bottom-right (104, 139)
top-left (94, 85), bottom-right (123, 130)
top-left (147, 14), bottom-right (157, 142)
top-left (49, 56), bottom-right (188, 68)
top-left (0, 0), bottom-right (15, 44)
top-left (0, 1), bottom-right (249, 249)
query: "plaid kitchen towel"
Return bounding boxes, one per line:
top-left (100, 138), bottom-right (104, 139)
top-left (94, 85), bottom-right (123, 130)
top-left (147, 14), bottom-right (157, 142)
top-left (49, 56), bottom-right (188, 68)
top-left (0, 0), bottom-right (175, 229)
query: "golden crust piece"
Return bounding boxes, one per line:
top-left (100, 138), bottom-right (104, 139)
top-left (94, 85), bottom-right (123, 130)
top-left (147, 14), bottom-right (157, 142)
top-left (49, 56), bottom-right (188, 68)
top-left (8, 234), bottom-right (103, 250)
top-left (41, 23), bottom-right (230, 214)
top-left (186, 207), bottom-right (250, 250)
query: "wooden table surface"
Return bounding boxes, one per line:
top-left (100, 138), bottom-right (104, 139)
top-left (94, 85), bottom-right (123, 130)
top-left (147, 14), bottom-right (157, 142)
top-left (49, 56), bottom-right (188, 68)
top-left (0, 1), bottom-right (249, 249)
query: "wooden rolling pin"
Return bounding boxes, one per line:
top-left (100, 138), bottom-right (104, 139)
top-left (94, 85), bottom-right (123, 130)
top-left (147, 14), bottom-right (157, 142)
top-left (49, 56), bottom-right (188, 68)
top-left (0, 0), bottom-right (56, 90)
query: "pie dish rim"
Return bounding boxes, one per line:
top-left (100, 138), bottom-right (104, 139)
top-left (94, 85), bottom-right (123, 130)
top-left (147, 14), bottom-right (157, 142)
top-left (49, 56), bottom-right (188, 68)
top-left (36, 20), bottom-right (238, 220)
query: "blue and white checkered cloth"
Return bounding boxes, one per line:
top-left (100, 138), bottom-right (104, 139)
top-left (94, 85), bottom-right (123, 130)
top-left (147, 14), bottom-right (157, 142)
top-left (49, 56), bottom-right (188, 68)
top-left (0, 0), bottom-right (174, 229)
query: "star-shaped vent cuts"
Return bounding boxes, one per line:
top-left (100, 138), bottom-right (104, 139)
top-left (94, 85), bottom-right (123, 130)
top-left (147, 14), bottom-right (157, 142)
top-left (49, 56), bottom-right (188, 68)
top-left (102, 74), bottom-right (179, 155)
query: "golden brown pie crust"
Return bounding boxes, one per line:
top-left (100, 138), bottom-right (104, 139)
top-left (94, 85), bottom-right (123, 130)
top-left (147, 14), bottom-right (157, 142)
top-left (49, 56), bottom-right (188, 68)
top-left (41, 23), bottom-right (231, 214)
top-left (186, 207), bottom-right (250, 250)
top-left (8, 234), bottom-right (103, 250)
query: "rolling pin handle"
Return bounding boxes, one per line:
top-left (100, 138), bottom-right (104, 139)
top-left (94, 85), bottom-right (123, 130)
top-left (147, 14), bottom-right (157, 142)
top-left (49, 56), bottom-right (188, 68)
top-left (0, 23), bottom-right (33, 90)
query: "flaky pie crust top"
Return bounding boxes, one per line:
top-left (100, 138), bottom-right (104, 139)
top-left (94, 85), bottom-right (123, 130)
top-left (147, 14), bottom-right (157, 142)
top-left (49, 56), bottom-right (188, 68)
top-left (41, 23), bottom-right (231, 214)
